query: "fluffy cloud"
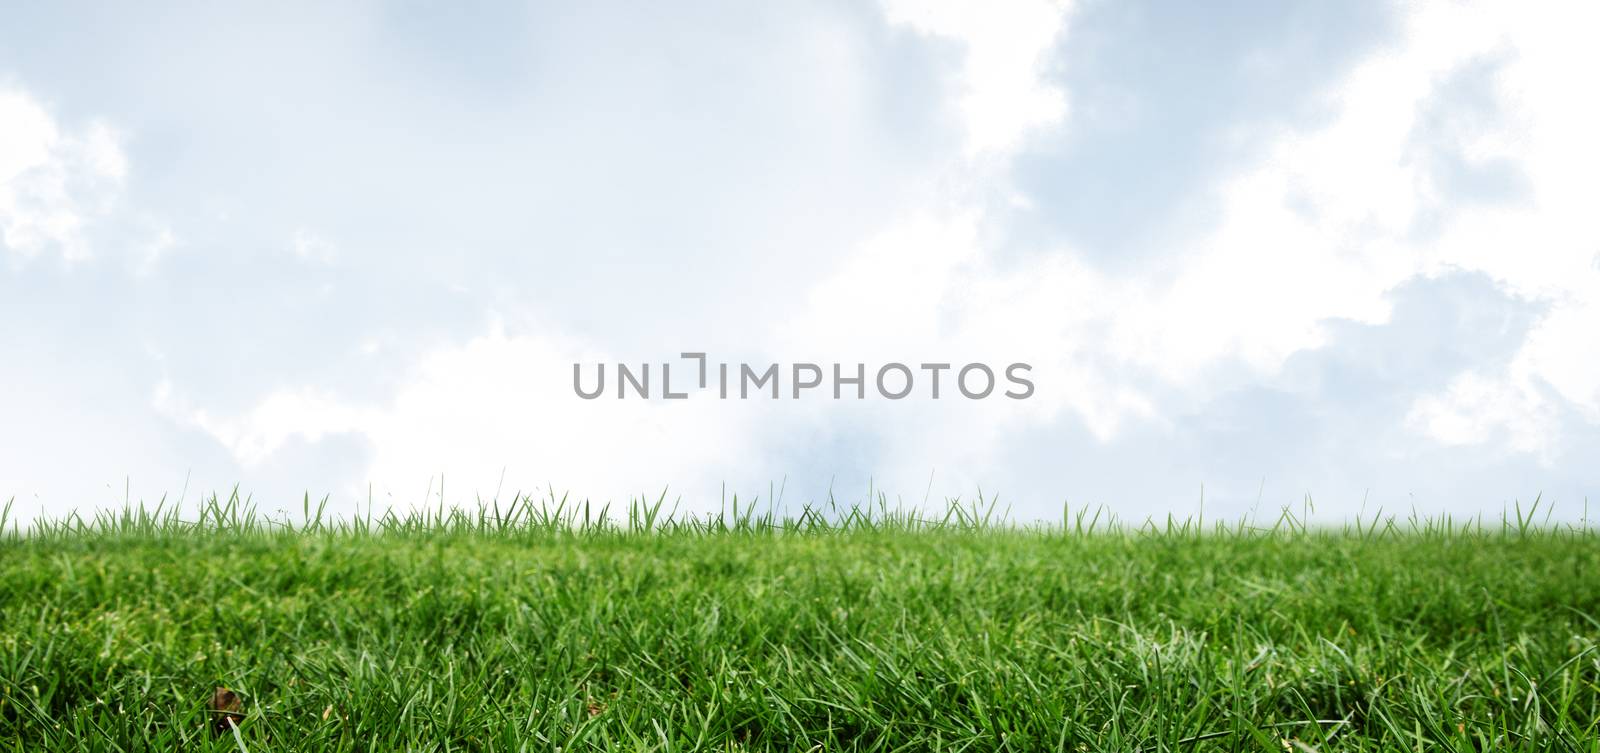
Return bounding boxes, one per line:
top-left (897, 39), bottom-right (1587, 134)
top-left (289, 228), bottom-right (339, 265)
top-left (8, 0), bottom-right (1599, 519)
top-left (161, 0), bottom-right (1090, 506)
top-left (878, 0), bottom-right (1071, 156)
top-left (0, 87), bottom-right (127, 262)
top-left (167, 0), bottom-right (1600, 509)
top-left (156, 323), bottom-right (780, 505)
top-left (776, 0), bottom-right (1600, 494)
top-left (1397, 3), bottom-right (1600, 454)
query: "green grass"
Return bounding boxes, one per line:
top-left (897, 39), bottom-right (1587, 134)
top-left (2, 494), bottom-right (1598, 751)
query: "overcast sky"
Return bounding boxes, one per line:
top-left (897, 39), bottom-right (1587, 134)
top-left (4, 0), bottom-right (1598, 523)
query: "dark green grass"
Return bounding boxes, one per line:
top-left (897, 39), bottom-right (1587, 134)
top-left (2, 495), bottom-right (1598, 751)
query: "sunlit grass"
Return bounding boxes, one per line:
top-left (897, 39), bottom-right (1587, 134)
top-left (2, 492), bottom-right (1597, 751)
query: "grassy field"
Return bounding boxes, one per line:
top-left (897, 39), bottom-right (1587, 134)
top-left (2, 496), bottom-right (1598, 751)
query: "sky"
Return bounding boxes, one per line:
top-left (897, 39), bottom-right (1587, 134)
top-left (3, 0), bottom-right (1599, 524)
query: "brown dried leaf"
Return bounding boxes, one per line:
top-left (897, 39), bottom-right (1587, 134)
top-left (208, 687), bottom-right (244, 736)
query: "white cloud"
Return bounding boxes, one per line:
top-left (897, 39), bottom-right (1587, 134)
top-left (290, 228), bottom-right (338, 264)
top-left (158, 324), bottom-right (769, 505)
top-left (1083, 2), bottom-right (1597, 453)
top-left (1072, 0), bottom-right (1600, 459)
top-left (799, 0), bottom-right (1600, 471)
top-left (1398, 3), bottom-right (1600, 454)
top-left (133, 224), bottom-right (177, 275)
top-left (0, 86), bottom-right (128, 262)
top-left (129, 0), bottom-right (1600, 514)
top-left (1406, 370), bottom-right (1555, 456)
top-left (1100, 2), bottom-right (1511, 386)
top-left (154, 379), bottom-right (366, 468)
top-left (879, 0), bottom-right (1070, 157)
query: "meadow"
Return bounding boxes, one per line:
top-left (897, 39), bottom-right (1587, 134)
top-left (1, 494), bottom-right (1597, 751)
